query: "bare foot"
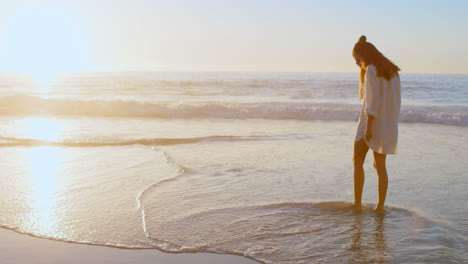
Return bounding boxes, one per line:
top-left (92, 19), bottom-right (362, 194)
top-left (375, 206), bottom-right (386, 216)
top-left (353, 203), bottom-right (363, 213)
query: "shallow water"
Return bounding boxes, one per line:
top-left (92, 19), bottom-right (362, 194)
top-left (0, 72), bottom-right (467, 263)
top-left (0, 119), bottom-right (466, 263)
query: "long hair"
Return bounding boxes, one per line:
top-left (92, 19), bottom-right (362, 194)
top-left (353, 35), bottom-right (400, 99)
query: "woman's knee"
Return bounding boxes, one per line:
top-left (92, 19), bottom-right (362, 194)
top-left (373, 152), bottom-right (387, 173)
top-left (353, 154), bottom-right (365, 167)
top-left (374, 163), bottom-right (387, 176)
top-left (353, 139), bottom-right (368, 167)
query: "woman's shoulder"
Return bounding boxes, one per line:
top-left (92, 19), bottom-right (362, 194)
top-left (366, 64), bottom-right (377, 73)
top-left (364, 65), bottom-right (377, 80)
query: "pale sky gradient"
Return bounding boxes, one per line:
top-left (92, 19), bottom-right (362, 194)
top-left (0, 0), bottom-right (467, 74)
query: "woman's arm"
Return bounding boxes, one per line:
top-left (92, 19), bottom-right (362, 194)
top-left (364, 65), bottom-right (379, 142)
top-left (364, 65), bottom-right (381, 118)
top-left (365, 115), bottom-right (374, 141)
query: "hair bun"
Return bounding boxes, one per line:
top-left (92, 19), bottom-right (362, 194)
top-left (359, 35), bottom-right (367, 42)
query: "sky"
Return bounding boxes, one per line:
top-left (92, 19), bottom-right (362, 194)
top-left (0, 0), bottom-right (467, 75)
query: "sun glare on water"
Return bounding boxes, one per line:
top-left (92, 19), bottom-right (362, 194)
top-left (15, 118), bottom-right (65, 141)
top-left (25, 146), bottom-right (63, 237)
top-left (17, 118), bottom-right (67, 236)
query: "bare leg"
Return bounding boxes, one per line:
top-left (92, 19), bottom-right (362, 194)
top-left (373, 151), bottom-right (388, 214)
top-left (353, 139), bottom-right (369, 212)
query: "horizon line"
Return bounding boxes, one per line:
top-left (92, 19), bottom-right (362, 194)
top-left (0, 69), bottom-right (466, 76)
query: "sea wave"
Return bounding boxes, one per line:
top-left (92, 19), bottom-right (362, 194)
top-left (0, 135), bottom-right (269, 147)
top-left (0, 95), bottom-right (467, 126)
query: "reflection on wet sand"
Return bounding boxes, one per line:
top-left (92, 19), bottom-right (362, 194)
top-left (350, 214), bottom-right (388, 263)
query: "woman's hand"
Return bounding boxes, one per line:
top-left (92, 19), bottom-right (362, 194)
top-left (365, 129), bottom-right (372, 142)
top-left (365, 114), bottom-right (374, 142)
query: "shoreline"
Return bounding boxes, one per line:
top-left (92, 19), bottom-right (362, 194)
top-left (0, 228), bottom-right (259, 264)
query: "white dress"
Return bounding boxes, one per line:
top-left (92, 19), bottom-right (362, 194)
top-left (354, 64), bottom-right (401, 154)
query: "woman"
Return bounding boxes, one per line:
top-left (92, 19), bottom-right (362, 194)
top-left (352, 35), bottom-right (401, 214)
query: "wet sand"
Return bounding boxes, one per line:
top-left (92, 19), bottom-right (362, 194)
top-left (0, 228), bottom-right (258, 264)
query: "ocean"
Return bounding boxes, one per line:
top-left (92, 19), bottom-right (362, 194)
top-left (0, 71), bottom-right (466, 263)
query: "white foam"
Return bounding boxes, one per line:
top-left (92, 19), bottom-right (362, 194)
top-left (0, 95), bottom-right (467, 126)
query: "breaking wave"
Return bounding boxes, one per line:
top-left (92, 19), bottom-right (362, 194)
top-left (0, 95), bottom-right (467, 126)
top-left (0, 135), bottom-right (267, 147)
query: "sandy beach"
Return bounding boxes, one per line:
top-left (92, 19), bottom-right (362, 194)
top-left (0, 228), bottom-right (258, 264)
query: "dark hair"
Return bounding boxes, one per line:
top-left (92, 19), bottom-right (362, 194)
top-left (353, 35), bottom-right (400, 99)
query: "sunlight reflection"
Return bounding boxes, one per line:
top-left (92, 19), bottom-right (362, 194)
top-left (16, 118), bottom-right (64, 141)
top-left (26, 147), bottom-right (62, 237)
